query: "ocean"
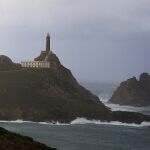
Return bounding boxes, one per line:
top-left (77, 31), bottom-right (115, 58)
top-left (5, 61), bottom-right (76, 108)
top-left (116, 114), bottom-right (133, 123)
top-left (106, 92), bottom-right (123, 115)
top-left (82, 82), bottom-right (150, 116)
top-left (0, 82), bottom-right (150, 150)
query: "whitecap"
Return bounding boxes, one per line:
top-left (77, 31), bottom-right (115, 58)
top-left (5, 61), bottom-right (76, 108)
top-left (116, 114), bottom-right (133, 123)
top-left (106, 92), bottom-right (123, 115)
top-left (104, 103), bottom-right (150, 116)
top-left (70, 118), bottom-right (150, 127)
top-left (0, 120), bottom-right (33, 123)
top-left (0, 118), bottom-right (149, 127)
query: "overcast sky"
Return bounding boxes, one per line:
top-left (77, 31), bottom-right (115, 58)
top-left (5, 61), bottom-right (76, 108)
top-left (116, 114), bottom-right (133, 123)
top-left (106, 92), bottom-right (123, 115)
top-left (0, 0), bottom-right (150, 82)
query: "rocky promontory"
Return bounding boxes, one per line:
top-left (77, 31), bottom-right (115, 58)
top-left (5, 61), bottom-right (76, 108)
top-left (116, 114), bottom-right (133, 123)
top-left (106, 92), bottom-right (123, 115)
top-left (0, 54), bottom-right (149, 124)
top-left (0, 54), bottom-right (110, 122)
top-left (0, 127), bottom-right (56, 150)
top-left (109, 73), bottom-right (150, 106)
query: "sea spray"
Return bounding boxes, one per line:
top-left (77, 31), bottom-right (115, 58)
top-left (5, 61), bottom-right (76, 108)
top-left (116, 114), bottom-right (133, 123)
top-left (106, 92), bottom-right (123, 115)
top-left (0, 118), bottom-right (150, 127)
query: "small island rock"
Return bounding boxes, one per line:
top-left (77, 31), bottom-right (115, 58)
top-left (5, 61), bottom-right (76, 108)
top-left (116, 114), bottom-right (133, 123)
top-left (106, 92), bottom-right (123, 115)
top-left (109, 73), bottom-right (150, 106)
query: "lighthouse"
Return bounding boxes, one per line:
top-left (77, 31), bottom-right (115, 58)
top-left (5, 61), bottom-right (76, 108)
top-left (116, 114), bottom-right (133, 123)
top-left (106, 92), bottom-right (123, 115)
top-left (21, 33), bottom-right (51, 68)
top-left (46, 33), bottom-right (50, 52)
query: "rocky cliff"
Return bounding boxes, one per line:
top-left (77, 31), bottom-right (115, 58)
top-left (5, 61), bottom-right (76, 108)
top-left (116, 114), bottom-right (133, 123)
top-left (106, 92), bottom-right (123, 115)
top-left (0, 127), bottom-right (56, 150)
top-left (0, 54), bottom-right (149, 123)
top-left (0, 54), bottom-right (110, 122)
top-left (109, 73), bottom-right (150, 106)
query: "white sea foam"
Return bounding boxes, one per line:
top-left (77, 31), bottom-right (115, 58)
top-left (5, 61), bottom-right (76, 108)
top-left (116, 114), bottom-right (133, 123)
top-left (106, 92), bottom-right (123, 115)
top-left (0, 120), bottom-right (33, 123)
top-left (98, 94), bottom-right (110, 103)
top-left (99, 93), bottom-right (150, 115)
top-left (104, 103), bottom-right (150, 116)
top-left (70, 118), bottom-right (150, 127)
top-left (0, 120), bottom-right (69, 126)
top-left (0, 118), bottom-right (150, 127)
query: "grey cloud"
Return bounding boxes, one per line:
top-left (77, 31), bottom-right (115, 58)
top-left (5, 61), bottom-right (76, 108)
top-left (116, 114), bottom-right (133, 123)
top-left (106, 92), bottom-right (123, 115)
top-left (0, 0), bottom-right (150, 82)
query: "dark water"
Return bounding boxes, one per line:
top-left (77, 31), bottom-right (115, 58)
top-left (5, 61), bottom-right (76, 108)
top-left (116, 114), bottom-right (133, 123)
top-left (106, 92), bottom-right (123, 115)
top-left (0, 122), bottom-right (150, 150)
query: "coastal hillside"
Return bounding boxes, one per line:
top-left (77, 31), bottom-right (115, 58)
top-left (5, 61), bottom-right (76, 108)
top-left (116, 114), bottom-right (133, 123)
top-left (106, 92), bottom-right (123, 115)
top-left (0, 53), bottom-right (110, 122)
top-left (109, 73), bottom-right (150, 106)
top-left (0, 54), bottom-right (150, 123)
top-left (0, 127), bottom-right (56, 150)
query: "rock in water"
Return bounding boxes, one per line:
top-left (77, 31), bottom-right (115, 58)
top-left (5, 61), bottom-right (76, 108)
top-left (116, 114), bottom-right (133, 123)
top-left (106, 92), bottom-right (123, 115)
top-left (109, 73), bottom-right (150, 106)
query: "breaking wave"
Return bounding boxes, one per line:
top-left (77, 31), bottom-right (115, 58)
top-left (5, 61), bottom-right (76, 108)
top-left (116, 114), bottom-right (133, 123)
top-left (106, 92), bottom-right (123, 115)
top-left (0, 118), bottom-right (150, 127)
top-left (105, 103), bottom-right (150, 113)
top-left (98, 94), bottom-right (150, 116)
top-left (98, 93), bottom-right (110, 103)
top-left (70, 118), bottom-right (150, 127)
top-left (0, 120), bottom-right (69, 126)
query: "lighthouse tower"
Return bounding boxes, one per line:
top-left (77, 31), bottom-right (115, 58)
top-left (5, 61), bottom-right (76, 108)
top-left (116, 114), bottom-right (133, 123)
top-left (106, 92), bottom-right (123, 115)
top-left (21, 33), bottom-right (51, 68)
top-left (46, 33), bottom-right (50, 52)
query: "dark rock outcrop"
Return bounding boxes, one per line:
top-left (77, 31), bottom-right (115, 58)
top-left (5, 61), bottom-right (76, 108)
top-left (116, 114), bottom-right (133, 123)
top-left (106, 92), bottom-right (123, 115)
top-left (109, 73), bottom-right (150, 106)
top-left (109, 111), bottom-right (150, 124)
top-left (0, 127), bottom-right (56, 150)
top-left (0, 55), bottom-right (21, 71)
top-left (34, 51), bottom-right (48, 61)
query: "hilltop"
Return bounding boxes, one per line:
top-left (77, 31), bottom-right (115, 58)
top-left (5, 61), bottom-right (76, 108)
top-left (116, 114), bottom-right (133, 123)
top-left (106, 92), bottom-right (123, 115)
top-left (0, 55), bottom-right (21, 71)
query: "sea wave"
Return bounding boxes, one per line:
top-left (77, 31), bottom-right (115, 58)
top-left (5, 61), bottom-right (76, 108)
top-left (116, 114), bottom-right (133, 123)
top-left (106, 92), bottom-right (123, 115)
top-left (99, 93), bottom-right (150, 115)
top-left (98, 94), bottom-right (110, 103)
top-left (0, 118), bottom-right (150, 127)
top-left (104, 103), bottom-right (150, 116)
top-left (70, 118), bottom-right (150, 127)
top-left (0, 120), bottom-right (69, 125)
top-left (0, 120), bottom-right (33, 123)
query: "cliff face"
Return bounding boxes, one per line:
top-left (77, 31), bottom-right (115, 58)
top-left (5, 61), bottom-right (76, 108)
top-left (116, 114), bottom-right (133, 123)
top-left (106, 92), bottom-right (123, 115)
top-left (0, 53), bottom-right (110, 122)
top-left (109, 73), bottom-right (150, 106)
top-left (0, 127), bottom-right (56, 150)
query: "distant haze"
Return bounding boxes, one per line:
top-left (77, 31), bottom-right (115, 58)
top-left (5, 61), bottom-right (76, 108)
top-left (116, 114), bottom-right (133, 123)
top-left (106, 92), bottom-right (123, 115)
top-left (0, 0), bottom-right (150, 82)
